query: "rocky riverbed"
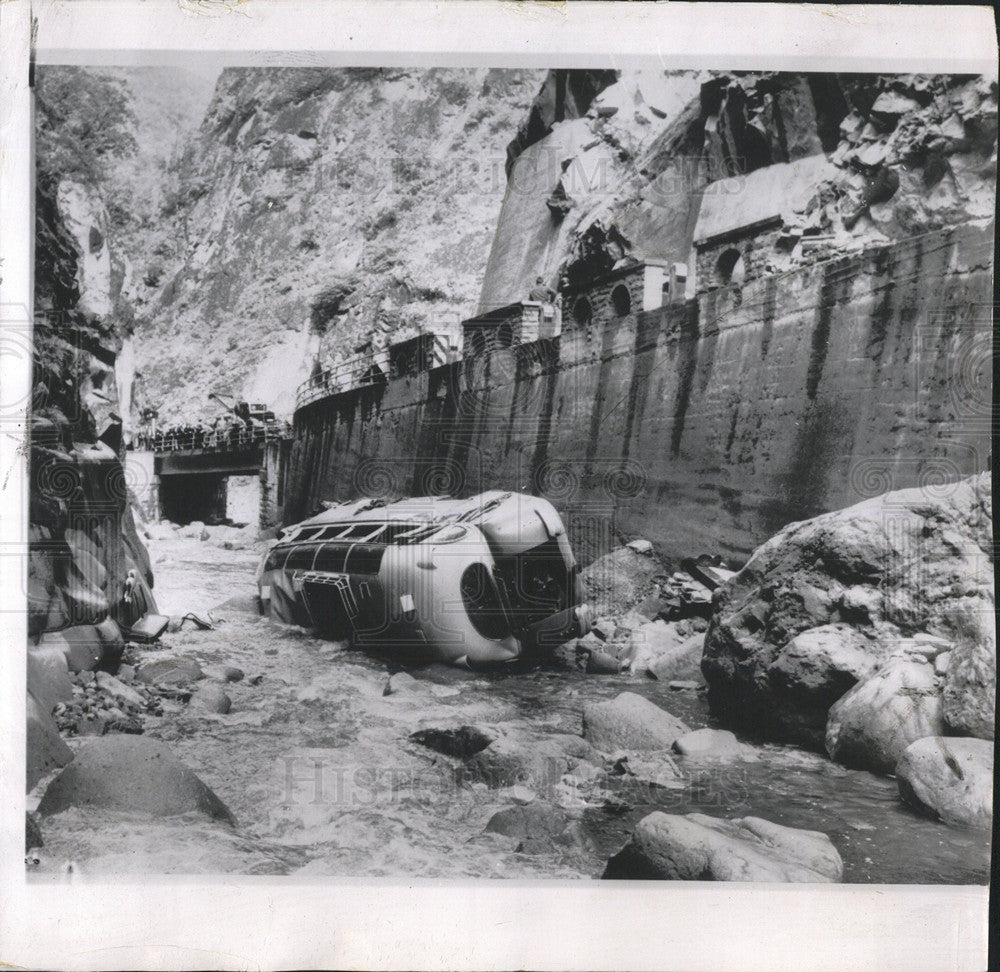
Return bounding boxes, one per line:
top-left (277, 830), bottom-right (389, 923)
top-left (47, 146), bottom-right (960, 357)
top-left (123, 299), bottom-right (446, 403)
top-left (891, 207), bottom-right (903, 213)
top-left (26, 522), bottom-right (991, 882)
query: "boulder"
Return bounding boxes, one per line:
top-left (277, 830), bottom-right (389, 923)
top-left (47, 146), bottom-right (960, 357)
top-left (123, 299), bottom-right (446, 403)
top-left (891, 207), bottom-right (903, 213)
top-left (673, 728), bottom-right (753, 760)
top-left (136, 656), bottom-right (205, 686)
top-left (603, 812), bottom-right (843, 882)
top-left (579, 547), bottom-right (665, 617)
top-left (825, 655), bottom-right (945, 774)
top-left (648, 633), bottom-right (706, 684)
top-left (896, 736), bottom-right (993, 828)
top-left (27, 647), bottom-right (74, 713)
top-left (222, 666), bottom-right (245, 683)
top-left (36, 626), bottom-right (104, 673)
top-left (585, 649), bottom-right (622, 674)
top-left (942, 637), bottom-right (995, 740)
top-left (95, 670), bottom-right (145, 709)
top-left (411, 724), bottom-right (498, 758)
top-left (37, 736), bottom-right (236, 825)
top-left (26, 692), bottom-right (74, 791)
top-left (190, 684), bottom-right (232, 714)
top-left (703, 474), bottom-right (993, 748)
top-left (583, 692), bottom-right (689, 752)
top-left (764, 624), bottom-right (882, 747)
top-left (612, 750), bottom-right (686, 790)
top-left (485, 802), bottom-right (571, 853)
top-left (383, 671), bottom-right (430, 696)
top-left (463, 732), bottom-right (597, 792)
top-left (624, 619), bottom-right (689, 675)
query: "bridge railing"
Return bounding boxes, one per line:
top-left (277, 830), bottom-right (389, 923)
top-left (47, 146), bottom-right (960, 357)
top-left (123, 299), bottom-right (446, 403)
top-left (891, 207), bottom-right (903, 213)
top-left (296, 351), bottom-right (388, 410)
top-left (295, 328), bottom-right (462, 411)
top-left (143, 421), bottom-right (293, 455)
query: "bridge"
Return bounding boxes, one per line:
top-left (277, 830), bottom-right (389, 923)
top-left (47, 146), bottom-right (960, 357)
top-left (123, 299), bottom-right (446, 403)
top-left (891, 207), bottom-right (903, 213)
top-left (130, 422), bottom-right (293, 525)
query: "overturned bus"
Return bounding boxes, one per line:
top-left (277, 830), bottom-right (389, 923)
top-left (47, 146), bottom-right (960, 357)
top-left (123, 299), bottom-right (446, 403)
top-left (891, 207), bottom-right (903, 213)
top-left (257, 491), bottom-right (591, 667)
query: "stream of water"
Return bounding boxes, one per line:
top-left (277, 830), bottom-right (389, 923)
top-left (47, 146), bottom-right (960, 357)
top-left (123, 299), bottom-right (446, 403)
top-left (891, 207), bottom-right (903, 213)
top-left (29, 535), bottom-right (991, 883)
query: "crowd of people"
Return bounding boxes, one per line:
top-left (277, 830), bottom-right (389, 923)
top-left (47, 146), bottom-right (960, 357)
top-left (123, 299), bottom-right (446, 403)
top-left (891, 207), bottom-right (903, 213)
top-left (134, 417), bottom-right (291, 453)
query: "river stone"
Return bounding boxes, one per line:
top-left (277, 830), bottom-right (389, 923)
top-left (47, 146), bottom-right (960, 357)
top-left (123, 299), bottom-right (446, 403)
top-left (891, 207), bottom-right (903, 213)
top-left (614, 751), bottom-right (686, 791)
top-left (583, 692), bottom-right (689, 752)
top-left (603, 812), bottom-right (843, 882)
top-left (586, 649), bottom-right (622, 674)
top-left (95, 670), bottom-right (145, 709)
top-left (896, 736), bottom-right (993, 828)
top-left (410, 724), bottom-right (497, 758)
top-left (136, 656), bottom-right (205, 686)
top-left (579, 546), bottom-right (665, 617)
top-left (36, 626), bottom-right (104, 673)
top-left (27, 692), bottom-right (74, 791)
top-left (625, 620), bottom-right (688, 676)
top-left (942, 638), bottom-right (995, 740)
top-left (27, 647), bottom-right (74, 714)
top-left (463, 732), bottom-right (597, 792)
top-left (485, 802), bottom-right (571, 853)
top-left (222, 666), bottom-right (245, 683)
top-left (825, 655), bottom-right (945, 774)
top-left (702, 474), bottom-right (993, 749)
top-left (190, 684), bottom-right (232, 714)
top-left (764, 624), bottom-right (882, 745)
top-left (648, 633), bottom-right (706, 684)
top-left (37, 736), bottom-right (236, 825)
top-left (383, 671), bottom-right (431, 696)
top-left (673, 728), bottom-right (752, 760)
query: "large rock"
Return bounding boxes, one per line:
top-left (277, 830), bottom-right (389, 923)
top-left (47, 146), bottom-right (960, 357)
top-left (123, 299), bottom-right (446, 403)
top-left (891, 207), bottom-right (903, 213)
top-left (825, 654), bottom-right (945, 774)
top-left (672, 728), bottom-right (755, 761)
top-left (190, 684), bottom-right (232, 714)
top-left (765, 624), bottom-right (882, 746)
top-left (896, 736), bottom-right (993, 828)
top-left (411, 724), bottom-right (498, 758)
top-left (485, 802), bottom-right (572, 853)
top-left (136, 656), bottom-right (205, 686)
top-left (603, 812), bottom-right (843, 882)
top-left (35, 626), bottom-right (103, 673)
top-left (579, 547), bottom-right (666, 618)
top-left (624, 619), bottom-right (687, 675)
top-left (582, 692), bottom-right (689, 752)
top-left (462, 731), bottom-right (597, 792)
top-left (648, 633), bottom-right (706, 684)
top-left (942, 636), bottom-right (996, 740)
top-left (37, 736), bottom-right (236, 825)
top-left (27, 647), bottom-right (74, 713)
top-left (702, 474), bottom-right (993, 748)
top-left (95, 670), bottom-right (145, 709)
top-left (26, 691), bottom-right (74, 791)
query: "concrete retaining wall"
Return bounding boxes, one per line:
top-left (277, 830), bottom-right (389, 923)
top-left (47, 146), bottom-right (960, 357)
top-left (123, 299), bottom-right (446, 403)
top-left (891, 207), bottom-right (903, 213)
top-left (281, 222), bottom-right (992, 565)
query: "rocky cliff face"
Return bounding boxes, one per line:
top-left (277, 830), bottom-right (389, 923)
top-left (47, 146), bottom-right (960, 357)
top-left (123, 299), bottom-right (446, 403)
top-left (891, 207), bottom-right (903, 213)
top-left (115, 67), bottom-right (545, 421)
top-left (481, 70), bottom-right (997, 306)
top-left (32, 67), bottom-right (156, 645)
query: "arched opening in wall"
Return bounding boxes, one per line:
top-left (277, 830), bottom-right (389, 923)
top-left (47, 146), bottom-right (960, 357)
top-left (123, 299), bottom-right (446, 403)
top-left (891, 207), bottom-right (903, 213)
top-left (716, 248), bottom-right (746, 287)
top-left (572, 296), bottom-right (592, 327)
top-left (496, 321), bottom-right (514, 349)
top-left (611, 284), bottom-right (632, 318)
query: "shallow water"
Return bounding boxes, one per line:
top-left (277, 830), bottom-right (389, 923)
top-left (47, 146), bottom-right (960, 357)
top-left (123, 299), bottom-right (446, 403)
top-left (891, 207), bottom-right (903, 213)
top-left (29, 536), bottom-right (991, 883)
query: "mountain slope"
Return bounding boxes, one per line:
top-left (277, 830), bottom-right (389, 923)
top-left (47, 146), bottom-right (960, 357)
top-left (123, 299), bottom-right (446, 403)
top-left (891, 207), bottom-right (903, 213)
top-left (120, 67), bottom-right (545, 421)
